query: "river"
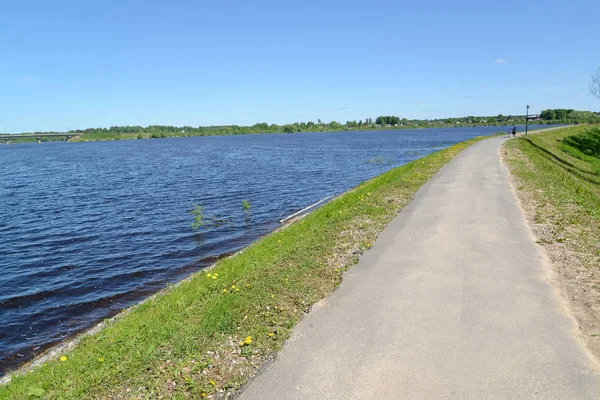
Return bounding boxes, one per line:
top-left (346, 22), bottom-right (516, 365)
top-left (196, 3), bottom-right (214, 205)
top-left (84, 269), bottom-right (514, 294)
top-left (0, 125), bottom-right (536, 374)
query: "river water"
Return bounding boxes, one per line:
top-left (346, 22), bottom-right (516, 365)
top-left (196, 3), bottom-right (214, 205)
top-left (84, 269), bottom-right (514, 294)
top-left (0, 126), bottom-right (532, 374)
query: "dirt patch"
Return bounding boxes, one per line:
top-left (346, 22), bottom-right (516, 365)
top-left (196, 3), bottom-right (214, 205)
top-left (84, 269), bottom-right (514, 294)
top-left (501, 146), bottom-right (600, 359)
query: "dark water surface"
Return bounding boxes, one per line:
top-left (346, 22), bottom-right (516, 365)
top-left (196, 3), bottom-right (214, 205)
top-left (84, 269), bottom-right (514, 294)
top-left (0, 126), bottom-right (529, 374)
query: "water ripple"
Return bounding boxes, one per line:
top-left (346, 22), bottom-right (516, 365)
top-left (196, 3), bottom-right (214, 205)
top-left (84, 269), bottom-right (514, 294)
top-left (0, 126), bottom-right (516, 374)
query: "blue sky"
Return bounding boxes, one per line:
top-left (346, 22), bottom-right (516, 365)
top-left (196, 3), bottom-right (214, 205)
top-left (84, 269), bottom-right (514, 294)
top-left (1, 0), bottom-right (599, 133)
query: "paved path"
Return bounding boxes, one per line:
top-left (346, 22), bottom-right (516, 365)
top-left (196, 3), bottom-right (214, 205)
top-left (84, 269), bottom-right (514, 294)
top-left (238, 137), bottom-right (600, 399)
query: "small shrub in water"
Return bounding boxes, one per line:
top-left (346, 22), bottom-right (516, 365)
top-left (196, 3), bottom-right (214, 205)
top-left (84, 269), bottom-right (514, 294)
top-left (365, 155), bottom-right (393, 165)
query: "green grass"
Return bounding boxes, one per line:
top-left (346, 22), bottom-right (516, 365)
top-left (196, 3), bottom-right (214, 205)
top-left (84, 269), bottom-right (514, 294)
top-left (505, 126), bottom-right (600, 218)
top-left (1, 136), bottom-right (487, 399)
top-left (559, 128), bottom-right (600, 176)
top-left (503, 125), bottom-right (600, 280)
top-left (503, 124), bottom-right (600, 345)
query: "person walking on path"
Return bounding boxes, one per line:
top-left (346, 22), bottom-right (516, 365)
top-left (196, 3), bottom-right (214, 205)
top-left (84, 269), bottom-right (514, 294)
top-left (512, 126), bottom-right (517, 138)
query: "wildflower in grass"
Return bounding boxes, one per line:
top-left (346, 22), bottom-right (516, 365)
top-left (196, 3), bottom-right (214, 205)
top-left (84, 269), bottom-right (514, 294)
top-left (212, 276), bottom-right (217, 280)
top-left (278, 240), bottom-right (281, 243)
top-left (98, 357), bottom-right (104, 362)
top-left (222, 289), bottom-right (228, 293)
top-left (202, 392), bottom-right (207, 397)
top-left (244, 315), bottom-right (248, 319)
top-left (207, 273), bottom-right (212, 277)
top-left (268, 332), bottom-right (275, 337)
top-left (184, 377), bottom-right (190, 381)
top-left (210, 380), bottom-right (216, 386)
top-left (231, 285), bottom-right (236, 289)
top-left (244, 336), bottom-right (252, 344)
top-left (236, 288), bottom-right (240, 292)
top-left (271, 294), bottom-right (275, 298)
top-left (60, 356), bottom-right (67, 362)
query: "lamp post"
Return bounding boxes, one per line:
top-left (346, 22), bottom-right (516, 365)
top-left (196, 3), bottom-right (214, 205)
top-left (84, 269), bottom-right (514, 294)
top-left (525, 105), bottom-right (530, 135)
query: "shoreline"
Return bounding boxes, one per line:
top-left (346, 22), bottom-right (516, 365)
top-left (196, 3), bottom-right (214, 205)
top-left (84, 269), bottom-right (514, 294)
top-left (1, 127), bottom-right (501, 377)
top-left (0, 135), bottom-right (490, 398)
top-left (1, 124), bottom-right (555, 145)
top-left (0, 200), bottom-right (323, 385)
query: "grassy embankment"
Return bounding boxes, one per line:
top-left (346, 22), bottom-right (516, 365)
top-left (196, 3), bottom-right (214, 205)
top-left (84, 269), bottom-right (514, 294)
top-left (1, 136), bottom-right (487, 399)
top-left (503, 126), bottom-right (600, 352)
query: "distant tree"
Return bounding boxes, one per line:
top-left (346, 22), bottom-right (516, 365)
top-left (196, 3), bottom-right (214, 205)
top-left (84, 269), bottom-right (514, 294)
top-left (540, 110), bottom-right (556, 121)
top-left (282, 124), bottom-right (296, 133)
top-left (591, 67), bottom-right (600, 100)
top-left (375, 116), bottom-right (401, 126)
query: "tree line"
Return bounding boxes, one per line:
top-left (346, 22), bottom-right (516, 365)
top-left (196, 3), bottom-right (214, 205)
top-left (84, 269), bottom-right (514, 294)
top-left (540, 109), bottom-right (600, 122)
top-left (8, 110), bottom-right (599, 138)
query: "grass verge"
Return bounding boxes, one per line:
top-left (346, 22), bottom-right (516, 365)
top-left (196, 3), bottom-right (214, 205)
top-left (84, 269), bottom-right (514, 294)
top-left (1, 136), bottom-right (487, 399)
top-left (502, 125), bottom-right (600, 357)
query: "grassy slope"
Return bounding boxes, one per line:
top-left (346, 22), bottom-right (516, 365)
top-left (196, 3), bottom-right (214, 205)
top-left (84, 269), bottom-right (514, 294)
top-left (1, 136), bottom-right (487, 400)
top-left (504, 126), bottom-right (600, 218)
top-left (503, 125), bottom-right (600, 350)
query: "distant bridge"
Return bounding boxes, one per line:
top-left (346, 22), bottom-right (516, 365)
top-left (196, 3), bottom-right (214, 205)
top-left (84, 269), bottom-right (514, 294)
top-left (0, 133), bottom-right (81, 145)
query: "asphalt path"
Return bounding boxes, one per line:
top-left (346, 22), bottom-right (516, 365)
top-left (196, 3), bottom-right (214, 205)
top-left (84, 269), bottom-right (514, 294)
top-left (238, 137), bottom-right (600, 399)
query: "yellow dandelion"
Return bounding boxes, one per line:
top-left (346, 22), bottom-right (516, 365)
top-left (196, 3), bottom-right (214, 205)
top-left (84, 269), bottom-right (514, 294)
top-left (201, 392), bottom-right (207, 398)
top-left (222, 289), bottom-right (228, 293)
top-left (271, 294), bottom-right (275, 298)
top-left (214, 273), bottom-right (218, 277)
top-left (244, 315), bottom-right (248, 319)
top-left (244, 336), bottom-right (252, 344)
top-left (98, 357), bottom-right (105, 362)
top-left (231, 285), bottom-right (236, 289)
top-left (236, 288), bottom-right (240, 292)
top-left (60, 356), bottom-right (67, 362)
top-left (210, 380), bottom-right (216, 386)
top-left (185, 377), bottom-right (190, 381)
top-left (278, 240), bottom-right (281, 243)
top-left (212, 276), bottom-right (217, 280)
top-left (268, 332), bottom-right (275, 337)
top-left (207, 273), bottom-right (212, 277)
top-left (43, 363), bottom-right (47, 366)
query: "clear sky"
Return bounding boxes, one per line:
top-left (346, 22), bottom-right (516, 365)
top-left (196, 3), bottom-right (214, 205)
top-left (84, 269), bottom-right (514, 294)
top-left (1, 0), bottom-right (599, 133)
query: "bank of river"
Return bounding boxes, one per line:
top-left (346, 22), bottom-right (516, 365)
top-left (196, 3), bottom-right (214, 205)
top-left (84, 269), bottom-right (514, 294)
top-left (0, 126), bottom-right (539, 376)
top-left (1, 134), bottom-right (492, 398)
